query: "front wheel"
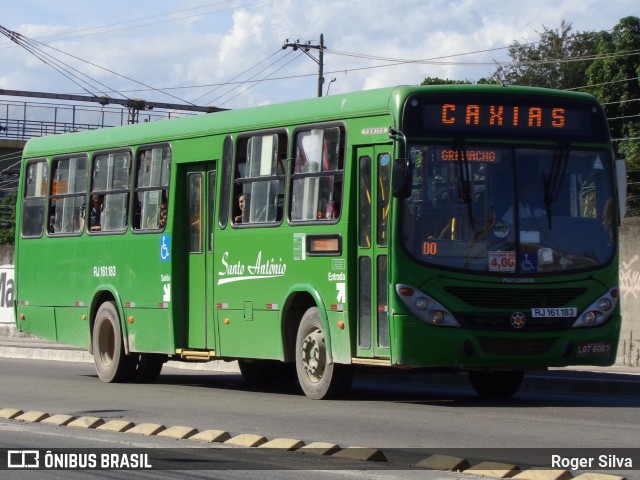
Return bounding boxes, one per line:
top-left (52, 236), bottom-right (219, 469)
top-left (295, 307), bottom-right (353, 400)
top-left (92, 301), bottom-right (132, 383)
top-left (468, 370), bottom-right (524, 399)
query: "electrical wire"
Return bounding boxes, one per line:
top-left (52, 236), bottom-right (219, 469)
top-left (0, 0), bottom-right (272, 47)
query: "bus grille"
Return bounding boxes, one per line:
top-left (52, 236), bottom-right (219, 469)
top-left (457, 313), bottom-right (575, 330)
top-left (476, 337), bottom-right (557, 356)
top-left (444, 286), bottom-right (587, 309)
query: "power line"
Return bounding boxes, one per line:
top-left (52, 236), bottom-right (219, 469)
top-left (0, 0), bottom-right (272, 47)
top-left (191, 48), bottom-right (285, 104)
top-left (1, 24), bottom-right (201, 108)
top-left (217, 50), bottom-right (305, 107)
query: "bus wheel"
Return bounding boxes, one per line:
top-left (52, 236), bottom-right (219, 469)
top-left (92, 301), bottom-right (131, 383)
top-left (130, 353), bottom-right (167, 383)
top-left (468, 370), bottom-right (524, 399)
top-left (295, 307), bottom-right (353, 400)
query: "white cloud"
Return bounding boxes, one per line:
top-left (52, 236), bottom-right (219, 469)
top-left (0, 0), bottom-right (636, 108)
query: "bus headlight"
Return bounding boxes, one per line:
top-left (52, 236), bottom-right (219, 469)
top-left (431, 311), bottom-right (445, 325)
top-left (572, 288), bottom-right (619, 328)
top-left (415, 297), bottom-right (429, 310)
top-left (396, 284), bottom-right (460, 327)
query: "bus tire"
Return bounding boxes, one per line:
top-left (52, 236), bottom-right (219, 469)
top-left (130, 353), bottom-right (166, 383)
top-left (468, 370), bottom-right (524, 399)
top-left (295, 307), bottom-right (353, 400)
top-left (92, 301), bottom-right (132, 383)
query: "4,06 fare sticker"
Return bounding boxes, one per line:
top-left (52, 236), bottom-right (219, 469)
top-left (488, 251), bottom-right (515, 273)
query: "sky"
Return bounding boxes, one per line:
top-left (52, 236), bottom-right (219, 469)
top-left (0, 0), bottom-right (637, 112)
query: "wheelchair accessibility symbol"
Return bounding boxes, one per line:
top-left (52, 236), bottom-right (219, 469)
top-left (160, 235), bottom-right (171, 262)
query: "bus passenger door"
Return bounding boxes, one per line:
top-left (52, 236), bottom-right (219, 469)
top-left (186, 163), bottom-right (216, 350)
top-left (356, 146), bottom-right (391, 360)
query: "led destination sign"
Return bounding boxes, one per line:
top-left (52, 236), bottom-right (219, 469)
top-left (440, 104), bottom-right (566, 129)
top-left (403, 94), bottom-right (609, 141)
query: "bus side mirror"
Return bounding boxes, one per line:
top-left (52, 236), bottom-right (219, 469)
top-left (392, 158), bottom-right (412, 198)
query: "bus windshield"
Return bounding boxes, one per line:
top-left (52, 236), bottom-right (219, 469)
top-left (400, 143), bottom-right (616, 274)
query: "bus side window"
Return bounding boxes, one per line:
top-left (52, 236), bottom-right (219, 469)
top-left (21, 160), bottom-right (49, 238)
top-left (49, 155), bottom-right (87, 235)
top-left (290, 126), bottom-right (344, 222)
top-left (233, 133), bottom-right (286, 226)
top-left (91, 151), bottom-right (132, 233)
top-left (218, 136), bottom-right (233, 229)
top-left (133, 146), bottom-right (171, 232)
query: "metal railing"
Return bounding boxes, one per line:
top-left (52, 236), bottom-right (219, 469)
top-left (0, 99), bottom-right (189, 141)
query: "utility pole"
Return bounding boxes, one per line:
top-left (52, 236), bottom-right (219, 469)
top-left (282, 34), bottom-right (326, 97)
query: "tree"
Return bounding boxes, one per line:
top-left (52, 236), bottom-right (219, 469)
top-left (586, 16), bottom-right (640, 215)
top-left (421, 77), bottom-right (472, 85)
top-left (0, 192), bottom-right (16, 245)
top-left (491, 20), bottom-right (600, 89)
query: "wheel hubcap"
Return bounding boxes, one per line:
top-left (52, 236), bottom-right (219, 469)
top-left (301, 328), bottom-right (325, 383)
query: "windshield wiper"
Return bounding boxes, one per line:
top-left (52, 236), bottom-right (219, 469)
top-left (543, 143), bottom-right (570, 229)
top-left (453, 138), bottom-right (475, 229)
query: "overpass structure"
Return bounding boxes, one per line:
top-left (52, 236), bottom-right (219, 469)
top-left (0, 89), bottom-right (224, 194)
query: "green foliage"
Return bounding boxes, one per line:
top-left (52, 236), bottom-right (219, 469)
top-left (421, 77), bottom-right (472, 85)
top-left (586, 17), bottom-right (640, 214)
top-left (486, 17), bottom-right (640, 215)
top-left (491, 20), bottom-right (601, 89)
top-left (0, 192), bottom-right (16, 246)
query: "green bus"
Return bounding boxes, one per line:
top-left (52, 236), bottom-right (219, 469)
top-left (15, 85), bottom-right (626, 399)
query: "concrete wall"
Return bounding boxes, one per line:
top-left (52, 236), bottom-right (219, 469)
top-left (619, 217), bottom-right (640, 367)
top-left (1, 221), bottom-right (639, 368)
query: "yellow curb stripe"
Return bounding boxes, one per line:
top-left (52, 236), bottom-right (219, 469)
top-left (416, 454), bottom-right (470, 472)
top-left (0, 408), bottom-right (24, 419)
top-left (224, 434), bottom-right (268, 447)
top-left (466, 461), bottom-right (521, 478)
top-left (97, 420), bottom-right (135, 432)
top-left (41, 414), bottom-right (76, 426)
top-left (573, 473), bottom-right (628, 480)
top-left (67, 416), bottom-right (105, 429)
top-left (258, 438), bottom-right (305, 450)
top-left (157, 426), bottom-right (198, 440)
top-left (126, 423), bottom-right (166, 436)
top-left (15, 411), bottom-right (49, 423)
top-left (298, 442), bottom-right (341, 455)
top-left (332, 447), bottom-right (387, 462)
top-left (189, 429), bottom-right (231, 443)
top-left (512, 469), bottom-right (574, 480)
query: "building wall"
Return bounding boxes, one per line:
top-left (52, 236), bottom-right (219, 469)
top-left (619, 217), bottom-right (640, 367)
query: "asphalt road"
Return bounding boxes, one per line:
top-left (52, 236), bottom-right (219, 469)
top-left (0, 357), bottom-right (638, 479)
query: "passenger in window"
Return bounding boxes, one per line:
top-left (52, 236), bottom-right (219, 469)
top-left (48, 208), bottom-right (56, 234)
top-left (88, 195), bottom-right (103, 231)
top-left (234, 193), bottom-right (250, 223)
top-left (158, 201), bottom-right (168, 229)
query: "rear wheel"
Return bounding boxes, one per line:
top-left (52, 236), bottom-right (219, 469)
top-left (92, 301), bottom-right (132, 383)
top-left (468, 370), bottom-right (524, 399)
top-left (295, 307), bottom-right (353, 400)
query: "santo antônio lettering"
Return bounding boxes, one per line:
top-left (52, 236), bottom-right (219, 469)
top-left (440, 103), bottom-right (566, 129)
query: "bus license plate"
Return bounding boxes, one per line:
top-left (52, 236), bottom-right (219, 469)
top-left (531, 307), bottom-right (577, 318)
